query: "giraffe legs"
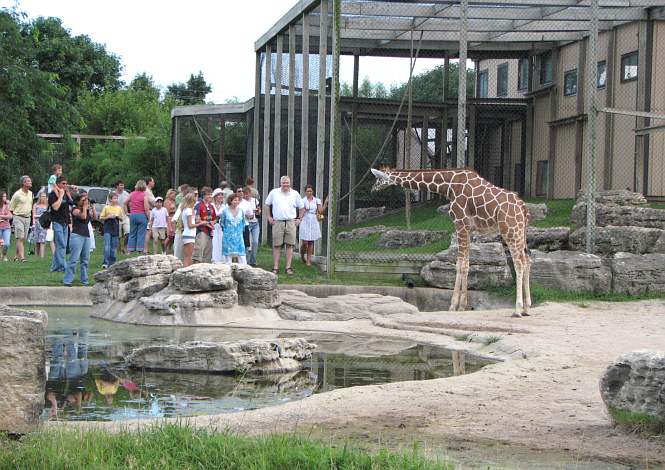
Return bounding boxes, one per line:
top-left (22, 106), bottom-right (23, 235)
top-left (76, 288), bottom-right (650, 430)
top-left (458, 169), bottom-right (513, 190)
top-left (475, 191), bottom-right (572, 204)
top-left (507, 245), bottom-right (531, 318)
top-left (450, 228), bottom-right (470, 312)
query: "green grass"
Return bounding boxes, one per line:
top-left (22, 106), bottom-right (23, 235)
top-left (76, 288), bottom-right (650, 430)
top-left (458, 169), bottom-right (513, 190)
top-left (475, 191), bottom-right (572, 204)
top-left (608, 406), bottom-right (664, 435)
top-left (525, 198), bottom-right (575, 228)
top-left (0, 425), bottom-right (452, 470)
top-left (488, 284), bottom-right (665, 304)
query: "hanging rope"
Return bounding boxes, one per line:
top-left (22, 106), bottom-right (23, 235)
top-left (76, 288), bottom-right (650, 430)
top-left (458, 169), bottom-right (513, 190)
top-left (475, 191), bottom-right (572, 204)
top-left (337, 29), bottom-right (425, 203)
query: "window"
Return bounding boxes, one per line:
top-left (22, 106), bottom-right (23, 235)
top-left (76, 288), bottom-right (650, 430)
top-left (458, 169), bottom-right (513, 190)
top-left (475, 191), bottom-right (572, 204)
top-left (564, 69), bottom-right (577, 96)
top-left (621, 52), bottom-right (638, 82)
top-left (518, 58), bottom-right (529, 91)
top-left (536, 161), bottom-right (549, 196)
top-left (497, 63), bottom-right (508, 97)
top-left (478, 69), bottom-right (488, 98)
top-left (540, 52), bottom-right (553, 85)
top-left (597, 60), bottom-right (607, 88)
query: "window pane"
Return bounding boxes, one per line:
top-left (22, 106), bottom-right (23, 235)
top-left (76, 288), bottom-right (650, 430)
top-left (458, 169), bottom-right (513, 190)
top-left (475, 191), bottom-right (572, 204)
top-left (564, 70), bottom-right (577, 96)
top-left (621, 52), bottom-right (638, 81)
top-left (478, 70), bottom-right (488, 98)
top-left (597, 61), bottom-right (607, 88)
top-left (497, 63), bottom-right (508, 97)
top-left (540, 52), bottom-right (553, 85)
top-left (518, 58), bottom-right (529, 90)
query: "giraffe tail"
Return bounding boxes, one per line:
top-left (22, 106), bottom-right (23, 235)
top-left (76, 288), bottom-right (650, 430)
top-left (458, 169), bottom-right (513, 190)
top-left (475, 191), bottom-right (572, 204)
top-left (522, 203), bottom-right (531, 257)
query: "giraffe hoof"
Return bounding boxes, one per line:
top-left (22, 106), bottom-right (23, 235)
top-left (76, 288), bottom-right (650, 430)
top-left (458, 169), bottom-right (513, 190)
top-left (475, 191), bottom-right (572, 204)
top-left (511, 312), bottom-right (523, 318)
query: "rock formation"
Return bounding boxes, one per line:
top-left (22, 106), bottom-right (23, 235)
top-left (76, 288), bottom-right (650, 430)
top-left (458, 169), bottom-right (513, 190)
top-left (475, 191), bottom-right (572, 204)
top-left (126, 338), bottom-right (316, 374)
top-left (376, 229), bottom-right (448, 249)
top-left (599, 351), bottom-right (665, 427)
top-left (0, 305), bottom-right (48, 434)
top-left (530, 250), bottom-right (611, 293)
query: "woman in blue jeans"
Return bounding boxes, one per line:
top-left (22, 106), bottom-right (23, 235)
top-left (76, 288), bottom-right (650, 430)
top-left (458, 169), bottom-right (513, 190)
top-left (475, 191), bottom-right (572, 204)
top-left (126, 179), bottom-right (150, 253)
top-left (64, 193), bottom-right (92, 286)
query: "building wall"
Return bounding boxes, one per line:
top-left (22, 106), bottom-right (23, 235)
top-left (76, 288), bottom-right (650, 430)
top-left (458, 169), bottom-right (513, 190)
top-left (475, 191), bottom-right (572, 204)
top-left (531, 95), bottom-right (550, 195)
top-left (553, 123), bottom-right (577, 198)
top-left (478, 59), bottom-right (525, 99)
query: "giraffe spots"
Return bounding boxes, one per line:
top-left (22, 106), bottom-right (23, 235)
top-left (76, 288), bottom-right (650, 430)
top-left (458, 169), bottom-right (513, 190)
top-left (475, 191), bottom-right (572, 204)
top-left (451, 172), bottom-right (468, 184)
top-left (450, 204), bottom-right (465, 220)
top-left (468, 177), bottom-right (482, 188)
top-left (472, 185), bottom-right (485, 197)
top-left (428, 183), bottom-right (438, 193)
top-left (433, 173), bottom-right (444, 184)
top-left (414, 173), bottom-right (424, 183)
top-left (490, 187), bottom-right (501, 197)
top-left (496, 192), bottom-right (508, 204)
top-left (507, 192), bottom-right (517, 204)
top-left (451, 183), bottom-right (464, 195)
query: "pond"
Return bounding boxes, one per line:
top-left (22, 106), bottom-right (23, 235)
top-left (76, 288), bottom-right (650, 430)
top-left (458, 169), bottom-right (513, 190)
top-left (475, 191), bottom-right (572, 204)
top-left (44, 308), bottom-right (492, 422)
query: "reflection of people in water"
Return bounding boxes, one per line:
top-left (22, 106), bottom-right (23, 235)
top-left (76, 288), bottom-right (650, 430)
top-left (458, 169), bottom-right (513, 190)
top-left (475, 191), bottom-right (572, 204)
top-left (95, 369), bottom-right (120, 406)
top-left (45, 329), bottom-right (90, 418)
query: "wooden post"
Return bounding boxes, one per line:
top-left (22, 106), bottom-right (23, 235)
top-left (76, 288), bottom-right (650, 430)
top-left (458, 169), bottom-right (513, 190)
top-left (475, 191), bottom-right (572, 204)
top-left (300, 13), bottom-right (310, 192)
top-left (327, 0), bottom-right (341, 278)
top-left (457, 0), bottom-right (468, 168)
top-left (219, 118), bottom-right (226, 185)
top-left (287, 25), bottom-right (296, 180)
top-left (274, 35), bottom-right (283, 188)
top-left (348, 53), bottom-right (359, 224)
top-left (468, 104), bottom-right (476, 170)
top-left (262, 44), bottom-right (272, 246)
top-left (206, 116), bottom-right (212, 186)
top-left (316, 0), bottom-right (329, 203)
top-left (252, 52), bottom-right (261, 184)
top-left (174, 116), bottom-right (180, 187)
top-left (442, 55), bottom-right (450, 167)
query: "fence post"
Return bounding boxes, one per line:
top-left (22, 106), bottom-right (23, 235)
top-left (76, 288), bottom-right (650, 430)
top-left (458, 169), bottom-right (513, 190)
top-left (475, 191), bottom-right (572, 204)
top-left (585, 0), bottom-right (599, 254)
top-left (327, 0), bottom-right (341, 279)
top-left (456, 0), bottom-right (468, 168)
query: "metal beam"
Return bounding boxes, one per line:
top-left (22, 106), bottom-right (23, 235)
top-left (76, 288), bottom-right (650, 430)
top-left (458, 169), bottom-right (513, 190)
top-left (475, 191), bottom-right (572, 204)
top-left (300, 13), bottom-right (310, 192)
top-left (255, 0), bottom-right (319, 51)
top-left (316, 0), bottom-right (329, 204)
top-left (288, 25), bottom-right (296, 180)
top-left (262, 44), bottom-right (272, 246)
top-left (252, 53), bottom-right (261, 184)
top-left (457, 0), bottom-right (468, 168)
top-left (274, 35), bottom-right (283, 188)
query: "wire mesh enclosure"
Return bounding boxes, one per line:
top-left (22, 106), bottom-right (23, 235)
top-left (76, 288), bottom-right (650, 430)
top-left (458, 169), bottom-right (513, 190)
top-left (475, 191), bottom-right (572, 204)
top-left (172, 0), bottom-right (665, 278)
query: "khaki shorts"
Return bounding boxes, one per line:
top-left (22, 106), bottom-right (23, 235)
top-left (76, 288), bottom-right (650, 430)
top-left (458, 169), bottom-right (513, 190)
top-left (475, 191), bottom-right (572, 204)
top-left (192, 231), bottom-right (212, 263)
top-left (272, 219), bottom-right (296, 246)
top-left (120, 217), bottom-right (130, 237)
top-left (152, 228), bottom-right (167, 240)
top-left (13, 216), bottom-right (31, 239)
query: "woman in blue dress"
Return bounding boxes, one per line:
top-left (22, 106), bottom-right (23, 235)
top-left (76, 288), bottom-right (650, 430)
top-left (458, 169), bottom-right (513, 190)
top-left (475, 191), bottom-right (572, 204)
top-left (220, 193), bottom-right (247, 264)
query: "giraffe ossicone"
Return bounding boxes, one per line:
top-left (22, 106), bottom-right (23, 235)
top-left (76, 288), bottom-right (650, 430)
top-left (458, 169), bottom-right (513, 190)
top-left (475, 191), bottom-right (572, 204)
top-left (371, 167), bottom-right (531, 317)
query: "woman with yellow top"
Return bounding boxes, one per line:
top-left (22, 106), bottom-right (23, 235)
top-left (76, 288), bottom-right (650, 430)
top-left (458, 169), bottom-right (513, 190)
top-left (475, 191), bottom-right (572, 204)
top-left (99, 193), bottom-right (125, 269)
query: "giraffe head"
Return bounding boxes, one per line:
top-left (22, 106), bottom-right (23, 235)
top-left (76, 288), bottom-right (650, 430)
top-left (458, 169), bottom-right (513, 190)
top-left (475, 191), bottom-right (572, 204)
top-left (370, 168), bottom-right (397, 192)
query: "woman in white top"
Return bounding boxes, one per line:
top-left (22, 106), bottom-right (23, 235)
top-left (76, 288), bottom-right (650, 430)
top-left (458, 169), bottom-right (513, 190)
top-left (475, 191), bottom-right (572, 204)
top-left (180, 193), bottom-right (199, 267)
top-left (299, 185), bottom-right (327, 266)
top-left (211, 188), bottom-right (226, 263)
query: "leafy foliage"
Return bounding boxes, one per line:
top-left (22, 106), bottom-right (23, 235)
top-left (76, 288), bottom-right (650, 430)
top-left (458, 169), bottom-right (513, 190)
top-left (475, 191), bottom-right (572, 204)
top-left (165, 71), bottom-right (212, 105)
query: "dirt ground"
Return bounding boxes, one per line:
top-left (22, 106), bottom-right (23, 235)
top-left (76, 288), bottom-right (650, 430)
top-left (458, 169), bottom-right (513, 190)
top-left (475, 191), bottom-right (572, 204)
top-left (66, 300), bottom-right (665, 469)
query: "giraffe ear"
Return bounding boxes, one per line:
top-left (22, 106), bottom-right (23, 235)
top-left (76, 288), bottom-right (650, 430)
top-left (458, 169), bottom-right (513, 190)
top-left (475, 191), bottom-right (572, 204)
top-left (371, 168), bottom-right (389, 180)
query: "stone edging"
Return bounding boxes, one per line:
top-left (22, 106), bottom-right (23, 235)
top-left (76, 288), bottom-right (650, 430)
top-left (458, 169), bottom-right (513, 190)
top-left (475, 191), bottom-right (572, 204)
top-left (0, 286), bottom-right (92, 306)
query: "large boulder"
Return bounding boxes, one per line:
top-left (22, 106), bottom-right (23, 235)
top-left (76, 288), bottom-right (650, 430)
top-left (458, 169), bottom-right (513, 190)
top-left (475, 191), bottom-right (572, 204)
top-left (0, 305), bottom-right (48, 434)
top-left (140, 288), bottom-right (238, 315)
top-left (530, 250), bottom-right (611, 293)
top-left (526, 203), bottom-right (548, 222)
top-left (599, 351), bottom-right (665, 427)
top-left (170, 263), bottom-right (235, 292)
top-left (571, 203), bottom-right (665, 230)
top-left (232, 264), bottom-right (280, 308)
top-left (527, 227), bottom-right (570, 252)
top-left (278, 290), bottom-right (418, 321)
top-left (376, 230), bottom-right (448, 249)
top-left (569, 226), bottom-right (665, 255)
top-left (336, 225), bottom-right (392, 241)
top-left (353, 206), bottom-right (385, 223)
top-left (610, 252), bottom-right (665, 295)
top-left (420, 242), bottom-right (513, 289)
top-left (125, 338), bottom-right (316, 374)
top-left (93, 255), bottom-right (182, 282)
top-left (577, 189), bottom-right (648, 206)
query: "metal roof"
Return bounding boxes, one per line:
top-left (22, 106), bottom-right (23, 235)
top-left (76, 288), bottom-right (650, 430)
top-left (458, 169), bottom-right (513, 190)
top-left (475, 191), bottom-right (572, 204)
top-left (170, 99), bottom-right (255, 119)
top-left (255, 0), bottom-right (665, 58)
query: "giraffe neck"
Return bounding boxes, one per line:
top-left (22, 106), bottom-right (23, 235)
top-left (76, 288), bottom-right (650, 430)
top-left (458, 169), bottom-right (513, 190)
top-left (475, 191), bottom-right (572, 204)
top-left (387, 169), bottom-right (470, 199)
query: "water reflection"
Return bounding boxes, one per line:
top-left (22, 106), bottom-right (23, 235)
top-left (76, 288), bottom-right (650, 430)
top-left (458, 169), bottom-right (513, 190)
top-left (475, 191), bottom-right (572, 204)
top-left (43, 308), bottom-right (489, 422)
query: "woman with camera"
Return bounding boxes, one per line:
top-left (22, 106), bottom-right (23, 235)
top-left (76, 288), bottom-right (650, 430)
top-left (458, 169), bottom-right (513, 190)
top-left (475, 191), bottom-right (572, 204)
top-left (64, 193), bottom-right (93, 286)
top-left (299, 185), bottom-right (327, 267)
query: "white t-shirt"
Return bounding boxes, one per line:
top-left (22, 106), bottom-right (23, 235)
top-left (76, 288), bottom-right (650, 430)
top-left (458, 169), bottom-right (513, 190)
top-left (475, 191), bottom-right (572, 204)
top-left (150, 207), bottom-right (168, 228)
top-left (181, 208), bottom-right (196, 238)
top-left (264, 188), bottom-right (304, 221)
top-left (239, 198), bottom-right (258, 223)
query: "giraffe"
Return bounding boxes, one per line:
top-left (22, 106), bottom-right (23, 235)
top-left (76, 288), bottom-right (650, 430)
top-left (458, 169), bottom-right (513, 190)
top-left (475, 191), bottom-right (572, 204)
top-left (371, 167), bottom-right (531, 317)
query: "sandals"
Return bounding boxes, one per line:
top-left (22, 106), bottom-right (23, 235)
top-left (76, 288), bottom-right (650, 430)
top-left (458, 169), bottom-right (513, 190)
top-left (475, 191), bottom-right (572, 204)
top-left (271, 268), bottom-right (279, 274)
top-left (285, 267), bottom-right (295, 275)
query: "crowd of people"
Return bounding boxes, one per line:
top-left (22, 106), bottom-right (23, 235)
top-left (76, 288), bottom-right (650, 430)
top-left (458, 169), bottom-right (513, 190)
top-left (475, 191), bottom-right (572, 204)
top-left (0, 165), bottom-right (329, 284)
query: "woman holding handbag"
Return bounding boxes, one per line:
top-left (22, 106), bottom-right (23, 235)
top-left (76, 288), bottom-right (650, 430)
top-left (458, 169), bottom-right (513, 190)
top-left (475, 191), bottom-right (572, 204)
top-left (32, 192), bottom-right (49, 258)
top-left (298, 185), bottom-right (328, 266)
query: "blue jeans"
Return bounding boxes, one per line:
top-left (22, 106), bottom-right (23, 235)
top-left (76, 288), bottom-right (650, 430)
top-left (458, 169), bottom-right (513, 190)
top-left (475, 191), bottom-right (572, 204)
top-left (64, 233), bottom-right (90, 286)
top-left (0, 228), bottom-right (10, 252)
top-left (128, 213), bottom-right (147, 252)
top-left (50, 222), bottom-right (68, 272)
top-left (247, 222), bottom-right (260, 265)
top-left (103, 233), bottom-right (119, 266)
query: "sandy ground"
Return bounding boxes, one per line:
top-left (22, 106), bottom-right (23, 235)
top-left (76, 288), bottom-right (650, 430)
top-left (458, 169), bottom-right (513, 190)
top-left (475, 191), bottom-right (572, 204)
top-left (61, 300), bottom-right (665, 469)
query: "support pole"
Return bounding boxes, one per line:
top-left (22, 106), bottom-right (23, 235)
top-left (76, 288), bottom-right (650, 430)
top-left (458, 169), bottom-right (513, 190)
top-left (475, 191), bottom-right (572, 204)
top-left (441, 55), bottom-right (450, 167)
top-left (456, 0), bottom-right (468, 168)
top-left (348, 53), bottom-right (359, 224)
top-left (287, 25), bottom-right (296, 180)
top-left (252, 52), bottom-right (262, 184)
top-left (262, 44), bottom-right (272, 246)
top-left (405, 30), bottom-right (414, 229)
top-left (174, 116), bottom-right (180, 188)
top-left (585, 0), bottom-right (599, 254)
top-left (274, 35), bottom-right (283, 188)
top-left (219, 118), bottom-right (226, 184)
top-left (205, 117), bottom-right (212, 186)
top-left (327, 0), bottom-right (341, 279)
top-left (316, 0), bottom-right (329, 203)
top-left (300, 13), bottom-right (310, 192)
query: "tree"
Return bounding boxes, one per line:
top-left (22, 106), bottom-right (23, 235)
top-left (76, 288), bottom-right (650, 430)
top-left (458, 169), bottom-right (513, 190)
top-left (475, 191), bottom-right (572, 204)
top-left (129, 73), bottom-right (160, 101)
top-left (390, 62), bottom-right (475, 102)
top-left (27, 16), bottom-right (122, 99)
top-left (166, 71), bottom-right (211, 105)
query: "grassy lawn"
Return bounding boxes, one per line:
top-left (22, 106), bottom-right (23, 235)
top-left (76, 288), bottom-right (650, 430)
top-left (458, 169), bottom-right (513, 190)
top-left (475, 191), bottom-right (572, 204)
top-left (0, 425), bottom-right (451, 470)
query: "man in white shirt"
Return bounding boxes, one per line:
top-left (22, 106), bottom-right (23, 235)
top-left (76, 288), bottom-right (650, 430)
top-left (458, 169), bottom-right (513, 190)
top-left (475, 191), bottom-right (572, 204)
top-left (264, 176), bottom-right (304, 275)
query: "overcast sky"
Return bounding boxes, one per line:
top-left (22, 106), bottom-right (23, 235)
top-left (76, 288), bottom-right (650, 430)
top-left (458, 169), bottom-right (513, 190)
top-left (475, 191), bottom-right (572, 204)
top-left (5, 0), bottom-right (445, 103)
